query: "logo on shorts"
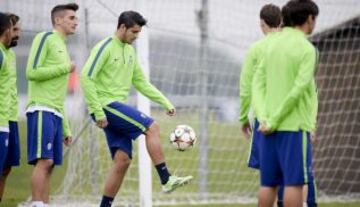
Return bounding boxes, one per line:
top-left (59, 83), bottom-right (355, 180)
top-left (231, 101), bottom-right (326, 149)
top-left (47, 143), bottom-right (52, 150)
top-left (5, 138), bottom-right (8, 147)
top-left (140, 113), bottom-right (147, 118)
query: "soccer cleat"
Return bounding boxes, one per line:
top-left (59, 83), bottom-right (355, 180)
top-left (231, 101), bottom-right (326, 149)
top-left (162, 175), bottom-right (193, 193)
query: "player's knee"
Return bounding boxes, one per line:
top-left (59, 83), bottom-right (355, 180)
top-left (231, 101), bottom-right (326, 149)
top-left (36, 159), bottom-right (54, 171)
top-left (114, 157), bottom-right (131, 172)
top-left (147, 122), bottom-right (160, 135)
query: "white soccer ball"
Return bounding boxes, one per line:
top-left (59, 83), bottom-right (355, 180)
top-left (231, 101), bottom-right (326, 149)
top-left (169, 125), bottom-right (196, 151)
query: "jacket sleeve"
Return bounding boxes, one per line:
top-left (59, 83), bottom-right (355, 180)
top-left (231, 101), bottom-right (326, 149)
top-left (0, 50), bottom-right (9, 127)
top-left (26, 33), bottom-right (70, 81)
top-left (61, 110), bottom-right (72, 138)
top-left (80, 43), bottom-right (109, 121)
top-left (132, 57), bottom-right (174, 111)
top-left (251, 57), bottom-right (267, 123)
top-left (239, 46), bottom-right (257, 124)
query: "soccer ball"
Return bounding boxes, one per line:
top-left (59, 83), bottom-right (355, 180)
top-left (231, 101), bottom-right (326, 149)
top-left (169, 125), bottom-right (196, 151)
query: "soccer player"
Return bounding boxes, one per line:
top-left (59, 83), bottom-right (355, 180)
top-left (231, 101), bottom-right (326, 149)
top-left (240, 3), bottom-right (319, 207)
top-left (80, 11), bottom-right (193, 207)
top-left (239, 3), bottom-right (282, 169)
top-left (0, 13), bottom-right (21, 202)
top-left (25, 3), bottom-right (78, 207)
top-left (0, 12), bottom-right (13, 203)
top-left (252, 0), bottom-right (319, 206)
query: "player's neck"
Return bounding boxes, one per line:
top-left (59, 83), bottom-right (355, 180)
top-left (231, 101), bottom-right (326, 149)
top-left (294, 25), bottom-right (309, 35)
top-left (265, 27), bottom-right (280, 35)
top-left (53, 27), bottom-right (68, 39)
top-left (114, 31), bottom-right (126, 44)
top-left (0, 38), bottom-right (7, 48)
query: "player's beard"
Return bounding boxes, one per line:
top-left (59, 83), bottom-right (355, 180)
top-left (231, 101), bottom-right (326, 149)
top-left (9, 36), bottom-right (19, 48)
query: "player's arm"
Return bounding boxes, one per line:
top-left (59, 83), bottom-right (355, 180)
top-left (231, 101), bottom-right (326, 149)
top-left (0, 51), bottom-right (9, 127)
top-left (267, 47), bottom-right (317, 131)
top-left (239, 46), bottom-right (257, 124)
top-left (310, 49), bottom-right (320, 132)
top-left (26, 33), bottom-right (71, 82)
top-left (132, 58), bottom-right (174, 112)
top-left (80, 42), bottom-right (109, 121)
top-left (61, 110), bottom-right (72, 138)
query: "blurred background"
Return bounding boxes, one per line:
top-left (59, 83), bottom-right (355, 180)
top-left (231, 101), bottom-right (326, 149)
top-left (1, 0), bottom-right (359, 206)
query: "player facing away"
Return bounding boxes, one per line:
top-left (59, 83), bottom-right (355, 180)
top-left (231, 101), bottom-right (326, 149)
top-left (80, 10), bottom-right (193, 207)
top-left (252, 0), bottom-right (319, 207)
top-left (239, 3), bottom-right (282, 168)
top-left (240, 4), bottom-right (319, 207)
top-left (0, 13), bottom-right (21, 202)
top-left (25, 3), bottom-right (78, 207)
top-left (0, 12), bottom-right (13, 203)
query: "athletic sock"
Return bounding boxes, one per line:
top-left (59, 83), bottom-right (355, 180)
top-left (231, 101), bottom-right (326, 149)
top-left (155, 162), bottom-right (171, 184)
top-left (100, 195), bottom-right (114, 207)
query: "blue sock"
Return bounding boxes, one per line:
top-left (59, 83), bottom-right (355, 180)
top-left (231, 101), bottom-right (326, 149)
top-left (155, 162), bottom-right (171, 184)
top-left (100, 195), bottom-right (114, 207)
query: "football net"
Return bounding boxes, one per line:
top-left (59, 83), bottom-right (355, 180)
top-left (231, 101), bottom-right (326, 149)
top-left (3, 0), bottom-right (360, 206)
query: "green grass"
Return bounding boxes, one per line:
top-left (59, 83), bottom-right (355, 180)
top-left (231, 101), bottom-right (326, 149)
top-left (2, 119), bottom-right (360, 207)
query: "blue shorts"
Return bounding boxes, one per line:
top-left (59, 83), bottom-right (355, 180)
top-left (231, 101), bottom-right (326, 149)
top-left (247, 119), bottom-right (260, 169)
top-left (95, 102), bottom-right (154, 159)
top-left (259, 130), bottom-right (312, 187)
top-left (3, 121), bottom-right (20, 168)
top-left (27, 111), bottom-right (63, 165)
top-left (0, 132), bottom-right (9, 173)
top-left (277, 135), bottom-right (316, 205)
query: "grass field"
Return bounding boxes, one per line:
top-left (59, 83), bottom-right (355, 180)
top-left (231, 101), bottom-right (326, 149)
top-left (2, 120), bottom-right (360, 207)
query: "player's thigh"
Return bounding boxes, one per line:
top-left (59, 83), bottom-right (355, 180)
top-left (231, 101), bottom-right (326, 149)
top-left (248, 119), bottom-right (261, 169)
top-left (0, 132), bottom-right (9, 173)
top-left (104, 127), bottom-right (133, 159)
top-left (278, 131), bottom-right (310, 186)
top-left (259, 132), bottom-right (281, 187)
top-left (4, 121), bottom-right (20, 167)
top-left (103, 102), bottom-right (154, 138)
top-left (27, 111), bottom-right (59, 165)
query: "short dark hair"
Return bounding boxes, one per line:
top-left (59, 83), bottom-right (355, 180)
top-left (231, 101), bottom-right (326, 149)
top-left (51, 3), bottom-right (79, 25)
top-left (0, 12), bottom-right (12, 36)
top-left (282, 0), bottom-right (319, 27)
top-left (6, 13), bottom-right (20, 25)
top-left (260, 4), bottom-right (282, 28)
top-left (117, 11), bottom-right (147, 29)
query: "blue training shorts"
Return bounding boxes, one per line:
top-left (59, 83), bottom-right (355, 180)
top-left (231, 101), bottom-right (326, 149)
top-left (27, 111), bottom-right (63, 165)
top-left (247, 119), bottom-right (261, 169)
top-left (259, 130), bottom-right (312, 186)
top-left (94, 102), bottom-right (154, 159)
top-left (0, 132), bottom-right (9, 173)
top-left (4, 121), bottom-right (20, 168)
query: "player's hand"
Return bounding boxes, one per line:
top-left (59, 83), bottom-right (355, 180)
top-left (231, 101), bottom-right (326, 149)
top-left (258, 121), bottom-right (272, 135)
top-left (96, 118), bottom-right (108, 128)
top-left (166, 108), bottom-right (176, 116)
top-left (70, 61), bottom-right (76, 73)
top-left (241, 121), bottom-right (252, 139)
top-left (310, 131), bottom-right (317, 143)
top-left (64, 136), bottom-right (73, 146)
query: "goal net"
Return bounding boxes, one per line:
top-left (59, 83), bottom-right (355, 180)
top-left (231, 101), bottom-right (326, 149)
top-left (2, 0), bottom-right (360, 206)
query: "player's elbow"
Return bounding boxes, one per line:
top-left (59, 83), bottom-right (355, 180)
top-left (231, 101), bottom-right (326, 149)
top-left (26, 70), bottom-right (37, 81)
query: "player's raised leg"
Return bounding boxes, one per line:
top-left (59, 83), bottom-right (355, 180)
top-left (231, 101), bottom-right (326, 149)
top-left (145, 121), bottom-right (193, 193)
